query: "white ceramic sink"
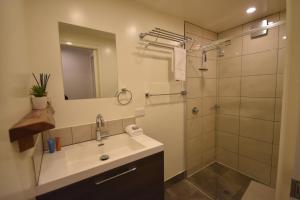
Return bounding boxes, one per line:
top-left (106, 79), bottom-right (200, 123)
top-left (37, 133), bottom-right (163, 196)
top-left (65, 134), bottom-right (145, 169)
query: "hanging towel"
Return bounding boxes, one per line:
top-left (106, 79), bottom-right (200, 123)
top-left (174, 47), bottom-right (186, 81)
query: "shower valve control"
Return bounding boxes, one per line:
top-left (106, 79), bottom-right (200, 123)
top-left (192, 107), bottom-right (199, 114)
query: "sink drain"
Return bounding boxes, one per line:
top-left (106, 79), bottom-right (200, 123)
top-left (100, 154), bottom-right (109, 161)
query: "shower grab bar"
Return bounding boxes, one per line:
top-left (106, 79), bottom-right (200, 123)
top-left (145, 90), bottom-right (187, 98)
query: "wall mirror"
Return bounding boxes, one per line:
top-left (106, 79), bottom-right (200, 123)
top-left (58, 22), bottom-right (118, 100)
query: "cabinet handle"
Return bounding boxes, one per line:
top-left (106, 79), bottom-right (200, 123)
top-left (94, 167), bottom-right (137, 185)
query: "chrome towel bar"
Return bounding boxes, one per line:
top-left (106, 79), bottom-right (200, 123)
top-left (145, 90), bottom-right (186, 98)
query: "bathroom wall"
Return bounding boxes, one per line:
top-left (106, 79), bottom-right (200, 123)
top-left (276, 0), bottom-right (300, 198)
top-left (216, 12), bottom-right (286, 187)
top-left (26, 0), bottom-right (185, 180)
top-left (184, 22), bottom-right (218, 175)
top-left (0, 0), bottom-right (36, 199)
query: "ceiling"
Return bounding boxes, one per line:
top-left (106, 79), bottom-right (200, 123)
top-left (135, 0), bottom-right (286, 33)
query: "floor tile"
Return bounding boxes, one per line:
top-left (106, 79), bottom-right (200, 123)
top-left (165, 180), bottom-right (211, 200)
top-left (187, 163), bottom-right (252, 200)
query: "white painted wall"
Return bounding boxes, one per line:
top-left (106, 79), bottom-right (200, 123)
top-left (26, 0), bottom-right (185, 180)
top-left (276, 0), bottom-right (300, 199)
top-left (0, 0), bottom-right (36, 199)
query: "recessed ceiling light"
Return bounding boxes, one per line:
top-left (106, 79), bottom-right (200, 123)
top-left (65, 42), bottom-right (73, 45)
top-left (282, 36), bottom-right (287, 40)
top-left (246, 7), bottom-right (256, 14)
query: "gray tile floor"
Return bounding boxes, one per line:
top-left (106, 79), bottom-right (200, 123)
top-left (165, 163), bottom-right (252, 200)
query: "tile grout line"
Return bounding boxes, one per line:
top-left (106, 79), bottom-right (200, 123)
top-left (185, 179), bottom-right (215, 200)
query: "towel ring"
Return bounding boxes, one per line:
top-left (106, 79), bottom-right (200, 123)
top-left (116, 88), bottom-right (133, 105)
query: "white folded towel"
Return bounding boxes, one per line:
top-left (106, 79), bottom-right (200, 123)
top-left (173, 47), bottom-right (186, 81)
top-left (125, 124), bottom-right (143, 136)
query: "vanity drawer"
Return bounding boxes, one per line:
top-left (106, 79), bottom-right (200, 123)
top-left (36, 152), bottom-right (164, 200)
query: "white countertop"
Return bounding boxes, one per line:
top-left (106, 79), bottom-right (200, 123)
top-left (36, 133), bottom-right (164, 196)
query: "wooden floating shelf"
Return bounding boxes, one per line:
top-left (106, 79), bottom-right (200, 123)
top-left (9, 106), bottom-right (55, 152)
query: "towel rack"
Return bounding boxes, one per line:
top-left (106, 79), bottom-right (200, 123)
top-left (145, 90), bottom-right (187, 98)
top-left (139, 27), bottom-right (192, 47)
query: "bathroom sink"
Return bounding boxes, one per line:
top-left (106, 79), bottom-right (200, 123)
top-left (65, 134), bottom-right (145, 168)
top-left (37, 133), bottom-right (163, 195)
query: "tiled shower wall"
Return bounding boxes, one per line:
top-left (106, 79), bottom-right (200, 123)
top-left (216, 12), bottom-right (286, 187)
top-left (185, 22), bottom-right (218, 175)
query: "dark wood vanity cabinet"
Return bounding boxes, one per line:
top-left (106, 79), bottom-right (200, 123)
top-left (36, 152), bottom-right (164, 200)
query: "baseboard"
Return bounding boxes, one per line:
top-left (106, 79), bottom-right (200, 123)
top-left (164, 171), bottom-right (186, 188)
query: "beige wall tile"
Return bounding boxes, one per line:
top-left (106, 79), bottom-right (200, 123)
top-left (203, 148), bottom-right (215, 166)
top-left (122, 117), bottom-right (136, 129)
top-left (241, 75), bottom-right (276, 97)
top-left (218, 56), bottom-right (242, 78)
top-left (216, 114), bottom-right (239, 134)
top-left (186, 153), bottom-right (203, 175)
top-left (202, 132), bottom-right (215, 151)
top-left (273, 122), bottom-right (281, 145)
top-left (217, 132), bottom-right (238, 153)
top-left (104, 119), bottom-right (123, 135)
top-left (203, 78), bottom-right (217, 97)
top-left (279, 23), bottom-right (287, 49)
top-left (185, 23), bottom-right (203, 36)
top-left (219, 77), bottom-right (241, 97)
top-left (242, 27), bottom-right (278, 55)
top-left (216, 148), bottom-right (238, 169)
top-left (275, 98), bottom-right (282, 122)
top-left (47, 127), bottom-right (73, 147)
top-left (276, 75), bottom-right (283, 98)
top-left (72, 124), bottom-right (92, 143)
top-left (277, 48), bottom-right (286, 74)
top-left (240, 97), bottom-right (275, 120)
top-left (202, 115), bottom-right (215, 133)
top-left (239, 137), bottom-right (272, 165)
top-left (201, 59), bottom-right (217, 78)
top-left (187, 136), bottom-right (203, 158)
top-left (272, 145), bottom-right (279, 168)
top-left (218, 26), bottom-right (243, 39)
top-left (242, 50), bottom-right (277, 76)
top-left (33, 134), bottom-right (43, 182)
top-left (42, 131), bottom-right (50, 150)
top-left (218, 97), bottom-right (240, 115)
top-left (201, 29), bottom-right (217, 41)
top-left (203, 97), bottom-right (216, 116)
top-left (240, 117), bottom-right (274, 143)
top-left (186, 98), bottom-right (203, 119)
top-left (187, 56), bottom-right (202, 78)
top-left (221, 37), bottom-right (243, 59)
top-left (91, 123), bottom-right (96, 139)
top-left (271, 167), bottom-right (278, 188)
top-left (186, 118), bottom-right (202, 139)
top-left (186, 78), bottom-right (202, 98)
top-left (238, 156), bottom-right (271, 185)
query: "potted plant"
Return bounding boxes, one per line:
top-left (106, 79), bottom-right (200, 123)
top-left (31, 73), bottom-right (50, 110)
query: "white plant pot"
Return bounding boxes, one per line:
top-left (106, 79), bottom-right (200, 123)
top-left (32, 96), bottom-right (48, 110)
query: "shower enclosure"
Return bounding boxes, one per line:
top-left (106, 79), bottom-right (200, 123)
top-left (184, 12), bottom-right (286, 199)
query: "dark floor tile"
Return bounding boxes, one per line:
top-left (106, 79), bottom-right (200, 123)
top-left (165, 180), bottom-right (211, 200)
top-left (209, 163), bottom-right (229, 176)
top-left (187, 163), bottom-right (252, 200)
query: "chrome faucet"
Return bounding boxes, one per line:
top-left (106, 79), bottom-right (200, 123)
top-left (96, 114), bottom-right (105, 142)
